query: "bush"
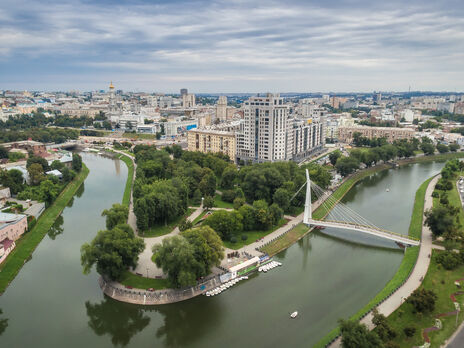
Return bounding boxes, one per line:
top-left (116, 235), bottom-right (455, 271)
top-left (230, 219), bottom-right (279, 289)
top-left (241, 234), bottom-right (248, 241)
top-left (222, 189), bottom-right (236, 203)
top-left (407, 288), bottom-right (437, 313)
top-left (439, 194), bottom-right (449, 205)
top-left (436, 251), bottom-right (461, 270)
top-left (403, 326), bottom-right (416, 338)
top-left (431, 191), bottom-right (439, 198)
top-left (230, 236), bottom-right (237, 243)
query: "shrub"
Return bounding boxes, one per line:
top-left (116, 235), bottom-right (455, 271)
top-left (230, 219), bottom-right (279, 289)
top-left (439, 194), bottom-right (449, 205)
top-left (222, 190), bottom-right (236, 203)
top-left (403, 326), bottom-right (416, 338)
top-left (241, 234), bottom-right (248, 241)
top-left (431, 191), bottom-right (439, 198)
top-left (407, 288), bottom-right (437, 313)
top-left (230, 236), bottom-right (237, 243)
top-left (436, 251), bottom-right (461, 270)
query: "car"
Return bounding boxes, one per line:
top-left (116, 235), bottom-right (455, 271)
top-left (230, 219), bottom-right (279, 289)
top-left (125, 285), bottom-right (133, 289)
top-left (147, 288), bottom-right (155, 292)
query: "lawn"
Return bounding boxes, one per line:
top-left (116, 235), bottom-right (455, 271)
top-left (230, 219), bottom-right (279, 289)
top-left (223, 218), bottom-right (288, 250)
top-left (140, 208), bottom-right (195, 237)
top-left (116, 153), bottom-right (134, 207)
top-left (0, 164), bottom-right (89, 293)
top-left (192, 210), bottom-right (208, 225)
top-left (378, 250), bottom-right (464, 348)
top-left (122, 132), bottom-right (157, 140)
top-left (213, 193), bottom-right (234, 209)
top-left (433, 173), bottom-right (464, 230)
top-left (261, 223), bottom-right (310, 256)
top-left (119, 270), bottom-right (170, 290)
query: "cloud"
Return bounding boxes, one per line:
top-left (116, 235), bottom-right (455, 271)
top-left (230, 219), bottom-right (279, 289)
top-left (1, 0), bottom-right (464, 91)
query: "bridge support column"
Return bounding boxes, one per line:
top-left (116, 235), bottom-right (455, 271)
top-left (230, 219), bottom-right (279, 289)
top-left (303, 169), bottom-right (311, 225)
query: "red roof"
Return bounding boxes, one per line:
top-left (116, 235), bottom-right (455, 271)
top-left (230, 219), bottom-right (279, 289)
top-left (0, 238), bottom-right (14, 250)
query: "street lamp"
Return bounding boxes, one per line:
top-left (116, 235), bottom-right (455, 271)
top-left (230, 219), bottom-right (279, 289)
top-left (146, 267), bottom-right (149, 278)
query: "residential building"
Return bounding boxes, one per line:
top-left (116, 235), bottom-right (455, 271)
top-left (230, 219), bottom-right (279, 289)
top-left (187, 129), bottom-right (236, 160)
top-left (0, 212), bottom-right (28, 264)
top-left (216, 96), bottom-right (227, 121)
top-left (292, 119), bottom-right (325, 161)
top-left (338, 126), bottom-right (415, 143)
top-left (182, 93), bottom-right (196, 108)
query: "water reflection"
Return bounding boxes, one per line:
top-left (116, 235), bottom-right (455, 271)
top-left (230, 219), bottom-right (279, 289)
top-left (297, 235), bottom-right (312, 269)
top-left (0, 309), bottom-right (8, 336)
top-left (342, 170), bottom-right (389, 204)
top-left (47, 215), bottom-right (64, 240)
top-left (76, 182), bottom-right (85, 198)
top-left (85, 297), bottom-right (150, 346)
top-left (149, 298), bottom-right (223, 347)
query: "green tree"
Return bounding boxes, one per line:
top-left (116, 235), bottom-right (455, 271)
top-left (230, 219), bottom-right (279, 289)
top-left (403, 326), bottom-right (416, 338)
top-left (101, 204), bottom-right (129, 230)
top-left (179, 217), bottom-right (193, 232)
top-left (372, 308), bottom-right (396, 342)
top-left (221, 165), bottom-right (237, 189)
top-left (407, 288), bottom-right (437, 313)
top-left (253, 199), bottom-right (271, 230)
top-left (238, 204), bottom-right (256, 231)
top-left (329, 150), bottom-right (342, 166)
top-left (199, 170), bottom-right (216, 197)
top-left (0, 145), bottom-right (8, 159)
top-left (28, 163), bottom-right (45, 185)
top-left (72, 153), bottom-right (83, 172)
top-left (203, 196), bottom-right (214, 210)
top-left (273, 188), bottom-right (291, 212)
top-left (436, 143), bottom-right (449, 153)
top-left (205, 210), bottom-right (243, 240)
top-left (425, 206), bottom-right (457, 238)
top-left (420, 142), bottom-right (435, 155)
top-left (0, 168), bottom-right (24, 194)
top-left (269, 203), bottom-right (283, 226)
top-left (233, 197), bottom-right (246, 210)
top-left (26, 156), bottom-right (50, 171)
top-left (339, 319), bottom-right (384, 348)
top-left (335, 156), bottom-right (360, 177)
top-left (152, 235), bottom-right (199, 287)
top-left (449, 143), bottom-right (460, 152)
top-left (81, 224), bottom-right (145, 281)
top-left (39, 179), bottom-right (60, 207)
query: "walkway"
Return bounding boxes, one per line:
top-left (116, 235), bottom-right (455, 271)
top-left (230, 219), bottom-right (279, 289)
top-left (328, 174), bottom-right (439, 347)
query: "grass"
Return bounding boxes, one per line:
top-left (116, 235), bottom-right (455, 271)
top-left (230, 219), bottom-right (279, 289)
top-left (433, 172), bottom-right (464, 229)
top-left (213, 193), bottom-right (234, 209)
top-left (0, 164), bottom-right (89, 293)
top-left (313, 174), bottom-right (433, 347)
top-left (116, 153), bottom-right (134, 207)
top-left (378, 250), bottom-right (464, 348)
top-left (222, 218), bottom-right (288, 250)
top-left (261, 223), bottom-right (310, 256)
top-left (119, 270), bottom-right (170, 290)
top-left (192, 210), bottom-right (208, 225)
top-left (122, 132), bottom-right (157, 140)
top-left (140, 208), bottom-right (195, 237)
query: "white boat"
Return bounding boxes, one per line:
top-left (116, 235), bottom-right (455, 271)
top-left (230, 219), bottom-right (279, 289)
top-left (386, 188), bottom-right (390, 192)
top-left (290, 311), bottom-right (298, 319)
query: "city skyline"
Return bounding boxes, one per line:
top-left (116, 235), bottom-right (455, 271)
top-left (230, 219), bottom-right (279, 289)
top-left (1, 0), bottom-right (464, 92)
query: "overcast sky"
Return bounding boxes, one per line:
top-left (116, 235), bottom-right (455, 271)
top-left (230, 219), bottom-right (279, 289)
top-left (1, 0), bottom-right (464, 93)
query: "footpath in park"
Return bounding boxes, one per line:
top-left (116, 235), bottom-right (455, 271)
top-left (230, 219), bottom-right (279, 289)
top-left (328, 175), bottom-right (439, 348)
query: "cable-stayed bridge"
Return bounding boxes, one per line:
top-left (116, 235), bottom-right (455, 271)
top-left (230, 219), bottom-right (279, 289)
top-left (300, 169), bottom-right (420, 247)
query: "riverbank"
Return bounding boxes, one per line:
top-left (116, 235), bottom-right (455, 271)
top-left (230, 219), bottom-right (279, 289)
top-left (0, 164), bottom-right (89, 294)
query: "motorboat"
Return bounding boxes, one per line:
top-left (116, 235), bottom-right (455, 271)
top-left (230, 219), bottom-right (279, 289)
top-left (290, 311), bottom-right (298, 319)
top-left (386, 188), bottom-right (390, 192)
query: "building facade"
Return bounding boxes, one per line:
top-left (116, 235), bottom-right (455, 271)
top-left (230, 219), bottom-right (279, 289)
top-left (338, 126), bottom-right (415, 143)
top-left (187, 129), bottom-right (236, 161)
top-left (216, 96), bottom-right (227, 121)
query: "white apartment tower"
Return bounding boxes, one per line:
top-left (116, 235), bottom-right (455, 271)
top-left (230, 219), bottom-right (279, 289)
top-left (216, 96), bottom-right (227, 121)
top-left (182, 93), bottom-right (196, 108)
top-left (236, 93), bottom-right (293, 163)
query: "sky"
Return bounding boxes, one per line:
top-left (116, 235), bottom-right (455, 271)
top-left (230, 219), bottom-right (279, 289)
top-left (1, 0), bottom-right (464, 93)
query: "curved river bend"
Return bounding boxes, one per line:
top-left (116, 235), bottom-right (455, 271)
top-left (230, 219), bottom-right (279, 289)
top-left (0, 155), bottom-right (444, 347)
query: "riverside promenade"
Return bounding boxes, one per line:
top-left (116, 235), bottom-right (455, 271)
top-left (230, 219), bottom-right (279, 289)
top-left (328, 174), bottom-right (439, 347)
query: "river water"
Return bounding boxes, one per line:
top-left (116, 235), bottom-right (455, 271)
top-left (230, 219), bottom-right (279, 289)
top-left (0, 155), bottom-right (444, 347)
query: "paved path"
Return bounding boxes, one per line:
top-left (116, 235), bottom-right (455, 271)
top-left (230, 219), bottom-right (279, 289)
top-left (328, 175), bottom-right (439, 347)
top-left (133, 206), bottom-right (204, 278)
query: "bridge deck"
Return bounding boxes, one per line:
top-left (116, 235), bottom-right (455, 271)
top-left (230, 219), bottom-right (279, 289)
top-left (306, 219), bottom-right (420, 246)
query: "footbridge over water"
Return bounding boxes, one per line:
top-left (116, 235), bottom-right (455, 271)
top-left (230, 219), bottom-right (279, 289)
top-left (300, 169), bottom-right (420, 247)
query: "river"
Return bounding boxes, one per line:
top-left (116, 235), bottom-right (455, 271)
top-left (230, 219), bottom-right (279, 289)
top-left (0, 155), bottom-right (444, 347)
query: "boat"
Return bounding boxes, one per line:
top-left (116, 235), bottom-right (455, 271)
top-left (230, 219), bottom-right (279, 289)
top-left (386, 188), bottom-right (390, 192)
top-left (290, 311), bottom-right (298, 319)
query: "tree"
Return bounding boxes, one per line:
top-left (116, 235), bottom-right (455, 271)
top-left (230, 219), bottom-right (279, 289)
top-left (329, 150), bottom-right (342, 166)
top-left (436, 251), bottom-right (461, 270)
top-left (72, 153), bottom-right (83, 172)
top-left (198, 170), bottom-right (216, 197)
top-left (27, 156), bottom-right (50, 171)
top-left (372, 308), bottom-right (396, 342)
top-left (28, 163), bottom-right (45, 185)
top-left (205, 210), bottom-right (243, 240)
top-left (0, 168), bottom-right (24, 194)
top-left (273, 188), bottom-right (291, 212)
top-left (436, 143), bottom-right (449, 153)
top-left (101, 204), bottom-right (129, 230)
top-left (420, 142), bottom-right (435, 155)
top-left (39, 179), bottom-right (60, 207)
top-left (425, 206), bottom-right (457, 238)
top-left (253, 199), bottom-right (271, 230)
top-left (449, 143), bottom-right (460, 152)
top-left (407, 288), bottom-right (437, 313)
top-left (152, 235), bottom-right (199, 287)
top-left (238, 204), bottom-right (256, 231)
top-left (81, 224), bottom-right (145, 281)
top-left (0, 145), bottom-right (8, 159)
top-left (339, 319), bottom-right (384, 348)
top-left (50, 159), bottom-right (65, 171)
top-left (171, 144), bottom-right (183, 159)
top-left (233, 197), bottom-right (246, 210)
top-left (203, 196), bottom-right (214, 210)
top-left (221, 165), bottom-right (237, 189)
top-left (179, 217), bottom-right (193, 232)
top-left (335, 156), bottom-right (360, 177)
top-left (181, 226), bottom-right (224, 274)
top-left (269, 203), bottom-right (283, 226)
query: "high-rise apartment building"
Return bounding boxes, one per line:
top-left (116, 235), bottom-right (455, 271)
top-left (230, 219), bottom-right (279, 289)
top-left (216, 96), bottom-right (227, 121)
top-left (182, 93), bottom-right (196, 108)
top-left (236, 94), bottom-right (293, 163)
top-left (180, 88), bottom-right (188, 96)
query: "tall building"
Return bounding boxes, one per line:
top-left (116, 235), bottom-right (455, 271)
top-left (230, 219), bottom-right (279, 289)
top-left (216, 96), bottom-right (227, 121)
top-left (236, 94), bottom-right (292, 163)
top-left (187, 129), bottom-right (236, 161)
top-left (182, 93), bottom-right (196, 108)
top-left (180, 88), bottom-right (188, 96)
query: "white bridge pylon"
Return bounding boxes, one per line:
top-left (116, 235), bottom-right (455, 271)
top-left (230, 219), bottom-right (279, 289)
top-left (301, 169), bottom-right (420, 247)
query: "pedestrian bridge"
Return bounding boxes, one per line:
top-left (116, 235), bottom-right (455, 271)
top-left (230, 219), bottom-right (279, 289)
top-left (301, 169), bottom-right (420, 247)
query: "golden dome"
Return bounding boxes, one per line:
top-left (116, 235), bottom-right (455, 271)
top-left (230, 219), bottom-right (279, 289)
top-left (109, 81), bottom-right (115, 89)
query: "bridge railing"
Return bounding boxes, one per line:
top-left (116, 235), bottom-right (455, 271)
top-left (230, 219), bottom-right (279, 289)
top-left (312, 219), bottom-right (420, 242)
